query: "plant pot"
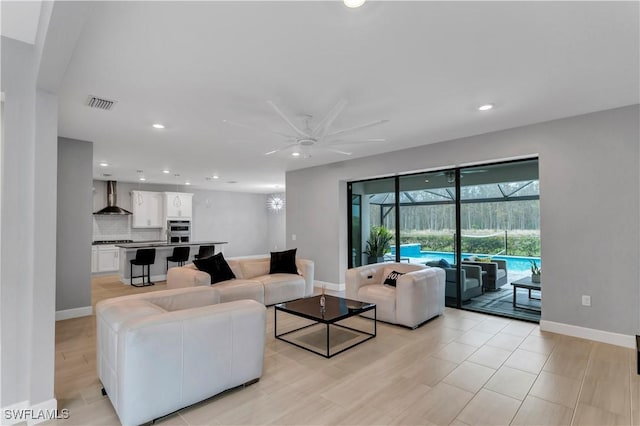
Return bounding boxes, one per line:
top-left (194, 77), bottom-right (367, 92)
top-left (531, 273), bottom-right (541, 283)
top-left (367, 256), bottom-right (385, 264)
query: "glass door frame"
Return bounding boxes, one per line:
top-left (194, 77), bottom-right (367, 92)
top-left (347, 157), bottom-right (538, 310)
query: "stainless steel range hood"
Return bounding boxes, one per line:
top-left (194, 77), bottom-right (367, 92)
top-left (93, 181), bottom-right (132, 215)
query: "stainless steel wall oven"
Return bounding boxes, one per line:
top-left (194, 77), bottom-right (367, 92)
top-left (167, 220), bottom-right (191, 243)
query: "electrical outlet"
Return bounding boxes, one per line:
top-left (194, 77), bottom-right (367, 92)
top-left (581, 295), bottom-right (591, 306)
top-left (291, 234), bottom-right (297, 241)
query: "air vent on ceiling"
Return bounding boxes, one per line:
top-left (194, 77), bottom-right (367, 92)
top-left (87, 95), bottom-right (116, 111)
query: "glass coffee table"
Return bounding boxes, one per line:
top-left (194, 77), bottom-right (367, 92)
top-left (274, 294), bottom-right (376, 358)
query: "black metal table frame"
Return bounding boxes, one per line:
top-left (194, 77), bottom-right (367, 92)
top-left (274, 304), bottom-right (376, 358)
top-left (511, 281), bottom-right (541, 312)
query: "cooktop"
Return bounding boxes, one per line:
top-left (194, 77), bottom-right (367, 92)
top-left (92, 239), bottom-right (134, 245)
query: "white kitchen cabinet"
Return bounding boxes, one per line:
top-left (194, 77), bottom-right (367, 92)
top-left (132, 190), bottom-right (164, 228)
top-left (97, 245), bottom-right (119, 272)
top-left (91, 247), bottom-right (98, 273)
top-left (164, 192), bottom-right (193, 219)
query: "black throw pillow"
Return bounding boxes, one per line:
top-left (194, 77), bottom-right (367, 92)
top-left (269, 248), bottom-right (298, 274)
top-left (193, 252), bottom-right (236, 284)
top-left (438, 258), bottom-right (452, 269)
top-left (384, 270), bottom-right (405, 287)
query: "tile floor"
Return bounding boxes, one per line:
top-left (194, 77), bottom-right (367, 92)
top-left (46, 275), bottom-right (638, 425)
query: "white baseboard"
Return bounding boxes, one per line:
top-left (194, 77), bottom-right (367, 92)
top-left (2, 400), bottom-right (29, 425)
top-left (2, 398), bottom-right (60, 425)
top-left (55, 306), bottom-right (93, 321)
top-left (27, 398), bottom-right (58, 426)
top-left (540, 320), bottom-right (636, 349)
top-left (314, 280), bottom-right (345, 292)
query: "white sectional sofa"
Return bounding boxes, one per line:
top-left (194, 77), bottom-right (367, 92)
top-left (96, 287), bottom-right (266, 426)
top-left (166, 257), bottom-right (314, 305)
top-left (346, 262), bottom-right (445, 328)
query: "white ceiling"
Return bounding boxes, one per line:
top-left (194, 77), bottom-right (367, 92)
top-left (1, 0), bottom-right (42, 45)
top-left (55, 1), bottom-right (639, 193)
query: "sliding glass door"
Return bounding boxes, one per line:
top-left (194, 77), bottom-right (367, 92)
top-left (398, 171), bottom-right (459, 305)
top-left (348, 159), bottom-right (541, 320)
top-left (459, 160), bottom-right (541, 319)
top-left (348, 178), bottom-right (397, 268)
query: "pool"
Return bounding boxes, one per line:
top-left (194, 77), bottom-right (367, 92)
top-left (391, 244), bottom-right (540, 273)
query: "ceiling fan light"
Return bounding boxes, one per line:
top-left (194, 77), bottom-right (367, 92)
top-left (344, 0), bottom-right (366, 8)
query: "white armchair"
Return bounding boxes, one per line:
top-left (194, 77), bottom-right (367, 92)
top-left (346, 262), bottom-right (445, 328)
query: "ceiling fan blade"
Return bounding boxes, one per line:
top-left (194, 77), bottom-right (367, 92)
top-left (325, 148), bottom-right (353, 156)
top-left (266, 101), bottom-right (309, 138)
top-left (222, 119), bottom-right (295, 139)
top-left (311, 99), bottom-right (348, 138)
top-left (326, 119), bottom-right (389, 138)
top-left (263, 142), bottom-right (299, 156)
top-left (326, 138), bottom-right (386, 145)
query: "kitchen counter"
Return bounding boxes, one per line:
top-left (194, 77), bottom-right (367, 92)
top-left (116, 241), bottom-right (227, 285)
top-left (115, 241), bottom-right (227, 249)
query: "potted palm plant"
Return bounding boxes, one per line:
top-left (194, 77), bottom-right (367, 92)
top-left (364, 226), bottom-right (393, 264)
top-left (530, 260), bottom-right (541, 283)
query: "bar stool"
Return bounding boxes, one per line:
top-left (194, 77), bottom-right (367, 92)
top-left (130, 248), bottom-right (156, 287)
top-left (166, 246), bottom-right (190, 271)
top-left (194, 245), bottom-right (215, 260)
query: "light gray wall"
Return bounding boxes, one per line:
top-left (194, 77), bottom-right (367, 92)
top-left (1, 36), bottom-right (57, 408)
top-left (57, 138), bottom-right (93, 312)
top-left (190, 188), bottom-right (268, 256)
top-left (32, 90), bottom-right (58, 404)
top-left (93, 181), bottom-right (270, 256)
top-left (286, 105), bottom-right (640, 336)
top-left (1, 34), bottom-right (35, 409)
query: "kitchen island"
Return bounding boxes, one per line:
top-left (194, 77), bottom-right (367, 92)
top-left (116, 241), bottom-right (228, 285)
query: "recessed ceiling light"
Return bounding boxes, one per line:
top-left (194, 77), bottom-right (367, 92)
top-left (162, 169), bottom-right (170, 174)
top-left (478, 104), bottom-right (494, 111)
top-left (139, 177), bottom-right (146, 181)
top-left (344, 0), bottom-right (366, 8)
top-left (99, 162), bottom-right (109, 167)
top-left (291, 152), bottom-right (301, 157)
top-left (185, 182), bottom-right (191, 186)
top-left (424, 179), bottom-right (430, 183)
top-left (212, 175), bottom-right (219, 179)
top-left (152, 123), bottom-right (165, 129)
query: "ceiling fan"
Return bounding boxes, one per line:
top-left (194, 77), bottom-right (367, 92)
top-left (436, 169), bottom-right (488, 183)
top-left (224, 99), bottom-right (388, 157)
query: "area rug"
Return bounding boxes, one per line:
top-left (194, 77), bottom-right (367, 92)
top-left (468, 288), bottom-right (541, 322)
